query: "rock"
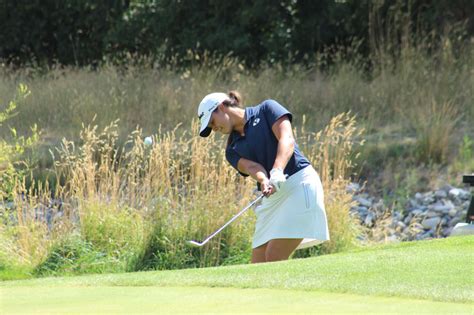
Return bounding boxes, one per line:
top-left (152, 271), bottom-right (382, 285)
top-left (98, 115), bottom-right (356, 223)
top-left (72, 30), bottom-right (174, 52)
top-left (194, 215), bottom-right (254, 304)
top-left (429, 227), bottom-right (439, 236)
top-left (424, 211), bottom-right (440, 218)
top-left (458, 189), bottom-right (471, 201)
top-left (450, 223), bottom-right (474, 236)
top-left (440, 217), bottom-right (449, 226)
top-left (355, 197), bottom-right (372, 208)
top-left (422, 217), bottom-right (441, 230)
top-left (347, 180), bottom-right (471, 243)
top-left (430, 203), bottom-right (451, 213)
top-left (440, 184), bottom-right (453, 193)
top-left (350, 206), bottom-right (359, 212)
top-left (404, 213), bottom-right (413, 225)
top-left (449, 217), bottom-right (462, 227)
top-left (448, 208), bottom-right (458, 217)
top-left (417, 231), bottom-right (433, 240)
top-left (346, 182), bottom-right (361, 193)
top-left (397, 221), bottom-right (407, 229)
top-left (357, 206), bottom-right (368, 214)
top-left (423, 196), bottom-right (435, 205)
top-left (358, 193), bottom-right (370, 199)
top-left (435, 190), bottom-right (448, 199)
top-left (364, 213), bottom-right (375, 227)
top-left (407, 199), bottom-right (419, 209)
top-left (442, 227), bottom-right (453, 236)
top-left (410, 222), bottom-right (424, 232)
top-left (423, 191), bottom-right (435, 198)
top-left (449, 188), bottom-right (461, 198)
top-left (372, 200), bottom-right (386, 212)
top-left (392, 211), bottom-right (403, 221)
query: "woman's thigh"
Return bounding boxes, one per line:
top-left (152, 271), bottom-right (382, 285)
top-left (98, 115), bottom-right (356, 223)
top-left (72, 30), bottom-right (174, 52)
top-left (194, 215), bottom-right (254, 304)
top-left (265, 238), bottom-right (303, 262)
top-left (251, 242), bottom-right (268, 263)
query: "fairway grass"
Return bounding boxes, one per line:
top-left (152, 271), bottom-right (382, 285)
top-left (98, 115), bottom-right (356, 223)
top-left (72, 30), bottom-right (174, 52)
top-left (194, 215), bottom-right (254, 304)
top-left (3, 286), bottom-right (472, 314)
top-left (1, 236), bottom-right (473, 313)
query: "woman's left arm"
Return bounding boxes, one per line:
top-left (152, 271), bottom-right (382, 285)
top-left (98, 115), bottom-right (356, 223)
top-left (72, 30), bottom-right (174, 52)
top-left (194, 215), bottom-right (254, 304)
top-left (271, 115), bottom-right (295, 170)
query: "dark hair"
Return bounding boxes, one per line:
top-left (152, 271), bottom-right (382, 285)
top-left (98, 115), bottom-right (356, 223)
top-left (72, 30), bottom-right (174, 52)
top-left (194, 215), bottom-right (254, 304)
top-left (223, 90), bottom-right (242, 107)
top-left (225, 90), bottom-right (243, 148)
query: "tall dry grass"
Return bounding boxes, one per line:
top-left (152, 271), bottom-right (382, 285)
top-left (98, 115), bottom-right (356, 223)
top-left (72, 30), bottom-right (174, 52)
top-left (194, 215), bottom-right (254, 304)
top-left (297, 112), bottom-right (364, 255)
top-left (1, 111), bottom-right (363, 273)
top-left (404, 98), bottom-right (460, 163)
top-left (0, 30), bottom-right (471, 165)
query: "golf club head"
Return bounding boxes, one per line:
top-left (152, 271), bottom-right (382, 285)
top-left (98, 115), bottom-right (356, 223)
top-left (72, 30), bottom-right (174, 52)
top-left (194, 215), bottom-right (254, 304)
top-left (188, 240), bottom-right (205, 247)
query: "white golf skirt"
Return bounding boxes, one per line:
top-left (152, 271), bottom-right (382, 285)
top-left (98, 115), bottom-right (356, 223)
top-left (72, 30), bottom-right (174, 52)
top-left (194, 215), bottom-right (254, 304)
top-left (252, 165), bottom-right (330, 250)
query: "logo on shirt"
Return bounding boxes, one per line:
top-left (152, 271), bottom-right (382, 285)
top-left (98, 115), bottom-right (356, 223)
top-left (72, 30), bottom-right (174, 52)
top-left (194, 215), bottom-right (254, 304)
top-left (252, 118), bottom-right (260, 127)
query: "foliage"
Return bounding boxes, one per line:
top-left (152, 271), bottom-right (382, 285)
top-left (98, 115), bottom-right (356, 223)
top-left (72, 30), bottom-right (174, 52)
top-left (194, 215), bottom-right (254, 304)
top-left (0, 84), bottom-right (39, 201)
top-left (1, 1), bottom-right (473, 67)
top-left (450, 135), bottom-right (474, 174)
top-left (34, 234), bottom-right (122, 276)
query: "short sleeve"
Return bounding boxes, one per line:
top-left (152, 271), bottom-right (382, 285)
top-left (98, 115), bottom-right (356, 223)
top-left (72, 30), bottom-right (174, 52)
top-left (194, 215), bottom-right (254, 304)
top-left (225, 147), bottom-right (248, 177)
top-left (263, 100), bottom-right (293, 127)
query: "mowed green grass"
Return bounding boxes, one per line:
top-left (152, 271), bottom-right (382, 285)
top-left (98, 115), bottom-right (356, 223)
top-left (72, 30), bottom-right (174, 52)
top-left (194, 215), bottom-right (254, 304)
top-left (4, 286), bottom-right (472, 314)
top-left (1, 236), bottom-right (473, 314)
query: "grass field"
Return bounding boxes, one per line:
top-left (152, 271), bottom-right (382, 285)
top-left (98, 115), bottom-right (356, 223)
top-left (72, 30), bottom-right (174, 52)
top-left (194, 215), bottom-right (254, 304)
top-left (2, 235), bottom-right (473, 314)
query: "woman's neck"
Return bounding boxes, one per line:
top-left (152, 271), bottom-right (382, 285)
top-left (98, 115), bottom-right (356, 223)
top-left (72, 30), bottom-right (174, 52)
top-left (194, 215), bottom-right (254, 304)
top-left (229, 107), bottom-right (246, 136)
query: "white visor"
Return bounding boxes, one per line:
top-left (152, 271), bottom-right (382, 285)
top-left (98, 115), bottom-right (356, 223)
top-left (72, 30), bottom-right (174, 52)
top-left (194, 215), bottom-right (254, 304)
top-left (197, 92), bottom-right (229, 137)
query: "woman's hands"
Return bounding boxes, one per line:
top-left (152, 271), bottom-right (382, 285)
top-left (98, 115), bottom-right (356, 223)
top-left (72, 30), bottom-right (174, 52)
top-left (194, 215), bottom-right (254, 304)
top-left (260, 177), bottom-right (276, 197)
top-left (269, 167), bottom-right (286, 191)
top-left (237, 158), bottom-right (278, 197)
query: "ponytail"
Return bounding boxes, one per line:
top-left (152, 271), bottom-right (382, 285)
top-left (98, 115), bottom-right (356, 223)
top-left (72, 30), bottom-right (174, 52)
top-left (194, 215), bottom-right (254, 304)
top-left (223, 90), bottom-right (243, 107)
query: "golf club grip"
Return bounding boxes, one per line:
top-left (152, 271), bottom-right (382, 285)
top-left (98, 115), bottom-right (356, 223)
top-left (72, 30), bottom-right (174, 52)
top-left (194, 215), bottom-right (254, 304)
top-left (201, 194), bottom-right (263, 244)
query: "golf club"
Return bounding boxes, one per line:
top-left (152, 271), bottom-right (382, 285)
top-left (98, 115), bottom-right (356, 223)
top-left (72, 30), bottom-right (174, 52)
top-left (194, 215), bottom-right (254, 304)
top-left (188, 194), bottom-right (264, 247)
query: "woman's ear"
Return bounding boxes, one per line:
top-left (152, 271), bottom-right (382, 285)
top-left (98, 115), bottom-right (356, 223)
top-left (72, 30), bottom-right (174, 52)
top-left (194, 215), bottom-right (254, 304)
top-left (217, 103), bottom-right (225, 112)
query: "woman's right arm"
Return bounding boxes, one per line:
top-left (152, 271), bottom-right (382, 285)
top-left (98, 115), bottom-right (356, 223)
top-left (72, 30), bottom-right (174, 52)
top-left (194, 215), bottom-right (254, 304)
top-left (237, 158), bottom-right (275, 196)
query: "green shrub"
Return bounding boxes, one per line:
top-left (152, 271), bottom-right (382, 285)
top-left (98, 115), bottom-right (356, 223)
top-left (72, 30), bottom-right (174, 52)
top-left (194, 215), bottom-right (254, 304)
top-left (0, 84), bottom-right (39, 201)
top-left (34, 234), bottom-right (121, 276)
top-left (79, 202), bottom-right (151, 271)
top-left (451, 135), bottom-right (474, 174)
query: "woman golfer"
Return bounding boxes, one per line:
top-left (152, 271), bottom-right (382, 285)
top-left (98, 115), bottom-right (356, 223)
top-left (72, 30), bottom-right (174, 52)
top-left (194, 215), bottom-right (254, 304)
top-left (197, 91), bottom-right (329, 263)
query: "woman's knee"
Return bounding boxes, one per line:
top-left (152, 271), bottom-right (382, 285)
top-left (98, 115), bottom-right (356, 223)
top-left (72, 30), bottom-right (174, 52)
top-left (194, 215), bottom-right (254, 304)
top-left (265, 238), bottom-right (302, 262)
top-left (265, 250), bottom-right (288, 262)
top-left (251, 243), bottom-right (268, 263)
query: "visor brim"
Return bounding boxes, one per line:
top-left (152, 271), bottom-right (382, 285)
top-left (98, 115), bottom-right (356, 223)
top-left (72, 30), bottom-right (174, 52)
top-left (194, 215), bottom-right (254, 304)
top-left (199, 127), bottom-right (212, 137)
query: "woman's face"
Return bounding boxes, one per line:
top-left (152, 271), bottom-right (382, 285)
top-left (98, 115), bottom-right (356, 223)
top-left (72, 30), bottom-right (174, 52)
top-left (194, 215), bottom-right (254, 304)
top-left (208, 105), bottom-right (232, 134)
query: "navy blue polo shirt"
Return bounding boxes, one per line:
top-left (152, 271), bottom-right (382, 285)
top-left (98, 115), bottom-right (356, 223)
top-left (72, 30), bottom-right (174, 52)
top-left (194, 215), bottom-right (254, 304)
top-left (225, 99), bottom-right (310, 180)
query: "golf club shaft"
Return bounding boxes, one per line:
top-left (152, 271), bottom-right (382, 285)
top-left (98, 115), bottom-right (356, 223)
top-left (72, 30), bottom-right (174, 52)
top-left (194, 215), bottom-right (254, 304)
top-left (199, 194), bottom-right (263, 245)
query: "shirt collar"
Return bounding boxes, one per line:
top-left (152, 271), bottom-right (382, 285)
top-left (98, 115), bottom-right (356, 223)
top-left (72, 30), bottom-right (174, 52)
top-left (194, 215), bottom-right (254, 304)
top-left (244, 106), bottom-right (257, 124)
top-left (229, 106), bottom-right (258, 143)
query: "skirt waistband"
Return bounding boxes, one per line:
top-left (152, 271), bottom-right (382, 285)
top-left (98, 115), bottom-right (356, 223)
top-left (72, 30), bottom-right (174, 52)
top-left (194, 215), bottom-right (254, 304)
top-left (270, 165), bottom-right (317, 196)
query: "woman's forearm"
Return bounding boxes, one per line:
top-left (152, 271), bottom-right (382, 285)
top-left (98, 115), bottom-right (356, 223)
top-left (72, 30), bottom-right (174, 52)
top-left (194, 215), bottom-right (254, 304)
top-left (246, 163), bottom-right (269, 184)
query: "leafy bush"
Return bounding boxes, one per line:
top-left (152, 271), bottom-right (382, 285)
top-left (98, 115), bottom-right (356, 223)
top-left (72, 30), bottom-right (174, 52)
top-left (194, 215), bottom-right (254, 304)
top-left (0, 84), bottom-right (42, 276)
top-left (0, 84), bottom-right (38, 201)
top-left (79, 202), bottom-right (151, 271)
top-left (34, 234), bottom-right (121, 276)
top-left (1, 1), bottom-right (472, 67)
top-left (451, 135), bottom-right (474, 174)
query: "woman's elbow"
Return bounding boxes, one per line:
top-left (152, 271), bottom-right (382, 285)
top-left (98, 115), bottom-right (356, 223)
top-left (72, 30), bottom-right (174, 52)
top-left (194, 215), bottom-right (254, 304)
top-left (285, 135), bottom-right (295, 151)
